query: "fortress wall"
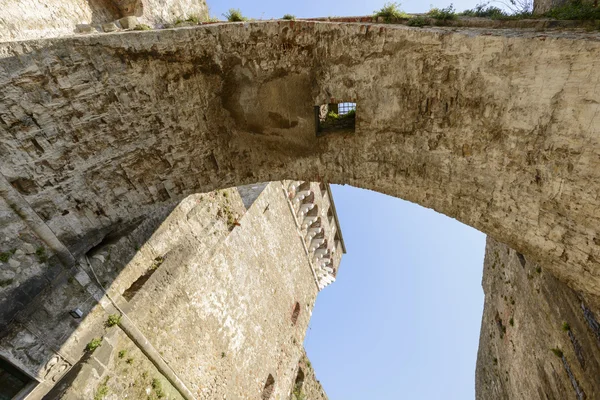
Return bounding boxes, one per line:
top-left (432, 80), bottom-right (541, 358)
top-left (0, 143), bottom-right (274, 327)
top-left (476, 237), bottom-right (600, 400)
top-left (0, 182), bottom-right (330, 399)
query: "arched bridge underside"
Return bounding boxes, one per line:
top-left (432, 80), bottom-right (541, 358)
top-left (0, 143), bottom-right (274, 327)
top-left (1, 21), bottom-right (600, 299)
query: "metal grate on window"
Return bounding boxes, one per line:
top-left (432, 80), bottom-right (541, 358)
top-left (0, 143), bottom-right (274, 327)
top-left (337, 102), bottom-right (356, 115)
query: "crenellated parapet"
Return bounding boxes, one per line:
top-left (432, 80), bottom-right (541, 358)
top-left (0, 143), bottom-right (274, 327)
top-left (284, 181), bottom-right (345, 291)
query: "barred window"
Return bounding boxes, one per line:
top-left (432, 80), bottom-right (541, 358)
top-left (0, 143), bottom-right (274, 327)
top-left (315, 102), bottom-right (356, 136)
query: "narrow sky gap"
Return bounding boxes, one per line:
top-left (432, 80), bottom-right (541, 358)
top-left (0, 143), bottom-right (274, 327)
top-left (304, 185), bottom-right (485, 399)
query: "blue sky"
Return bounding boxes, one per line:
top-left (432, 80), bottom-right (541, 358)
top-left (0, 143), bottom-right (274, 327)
top-left (306, 185), bottom-right (485, 399)
top-left (210, 1), bottom-right (487, 398)
top-left (209, 0), bottom-right (487, 20)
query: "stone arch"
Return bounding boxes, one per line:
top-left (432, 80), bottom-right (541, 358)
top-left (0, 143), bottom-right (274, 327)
top-left (1, 21), bottom-right (600, 300)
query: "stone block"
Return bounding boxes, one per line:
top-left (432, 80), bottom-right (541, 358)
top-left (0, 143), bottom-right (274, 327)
top-left (101, 23), bottom-right (119, 33)
top-left (119, 16), bottom-right (139, 29)
top-left (75, 24), bottom-right (94, 34)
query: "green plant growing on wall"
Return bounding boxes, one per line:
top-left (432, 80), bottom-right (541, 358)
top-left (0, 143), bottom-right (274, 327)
top-left (509, 317), bottom-right (514, 326)
top-left (118, 349), bottom-right (127, 359)
top-left (0, 252), bottom-right (10, 263)
top-left (36, 246), bottom-right (48, 262)
top-left (562, 322), bottom-right (571, 331)
top-left (105, 314), bottom-right (121, 327)
top-left (428, 4), bottom-right (457, 20)
top-left (86, 337), bottom-right (103, 352)
top-left (223, 8), bottom-right (247, 22)
top-left (152, 378), bottom-right (165, 398)
top-left (460, 3), bottom-right (506, 18)
top-left (550, 347), bottom-right (564, 358)
top-left (283, 14), bottom-right (296, 20)
top-left (374, 2), bottom-right (409, 22)
top-left (150, 255), bottom-right (165, 270)
top-left (134, 24), bottom-right (152, 30)
top-left (292, 387), bottom-right (306, 400)
top-left (126, 358), bottom-right (134, 364)
top-left (407, 16), bottom-right (428, 27)
top-left (94, 377), bottom-right (110, 400)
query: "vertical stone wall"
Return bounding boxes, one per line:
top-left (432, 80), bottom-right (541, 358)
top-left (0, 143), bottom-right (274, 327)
top-left (0, 182), bottom-right (336, 399)
top-left (476, 237), bottom-right (600, 400)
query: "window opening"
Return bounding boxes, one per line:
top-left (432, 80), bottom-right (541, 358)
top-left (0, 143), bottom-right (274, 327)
top-left (315, 102), bottom-right (356, 136)
top-left (319, 182), bottom-right (326, 196)
top-left (261, 374), bottom-right (275, 400)
top-left (292, 368), bottom-right (305, 398)
top-left (291, 302), bottom-right (301, 325)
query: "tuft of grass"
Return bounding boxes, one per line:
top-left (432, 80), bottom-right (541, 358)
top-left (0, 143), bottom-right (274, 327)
top-left (545, 1), bottom-right (600, 20)
top-left (460, 3), bottom-right (513, 18)
top-left (105, 314), bottom-right (121, 327)
top-left (150, 255), bottom-right (164, 270)
top-left (152, 378), bottom-right (165, 398)
top-left (0, 252), bottom-right (10, 263)
top-left (407, 16), bottom-right (428, 27)
top-left (94, 377), bottom-right (110, 400)
top-left (221, 352), bottom-right (226, 358)
top-left (86, 337), bottom-right (102, 353)
top-left (509, 317), bottom-right (514, 326)
top-left (282, 14), bottom-right (296, 20)
top-left (550, 347), bottom-right (564, 358)
top-left (134, 24), bottom-right (151, 30)
top-left (374, 2), bottom-right (409, 22)
top-left (118, 349), bottom-right (127, 359)
top-left (126, 357), bottom-right (134, 364)
top-left (562, 322), bottom-right (571, 332)
top-left (429, 4), bottom-right (458, 20)
top-left (460, 2), bottom-right (535, 20)
top-left (175, 15), bottom-right (201, 25)
top-left (36, 246), bottom-right (48, 262)
top-left (223, 8), bottom-right (247, 22)
top-left (292, 386), bottom-right (307, 400)
top-left (536, 266), bottom-right (542, 274)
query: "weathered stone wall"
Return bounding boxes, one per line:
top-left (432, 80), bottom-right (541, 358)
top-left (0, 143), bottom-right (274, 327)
top-left (0, 0), bottom-right (207, 42)
top-left (0, 21), bottom-right (599, 310)
top-left (0, 182), bottom-right (335, 399)
top-left (476, 237), bottom-right (600, 400)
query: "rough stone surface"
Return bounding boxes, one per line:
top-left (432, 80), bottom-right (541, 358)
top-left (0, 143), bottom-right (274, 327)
top-left (0, 21), bottom-right (599, 305)
top-left (101, 22), bottom-right (119, 32)
top-left (0, 182), bottom-right (336, 399)
top-left (118, 16), bottom-right (139, 29)
top-left (476, 237), bottom-right (600, 400)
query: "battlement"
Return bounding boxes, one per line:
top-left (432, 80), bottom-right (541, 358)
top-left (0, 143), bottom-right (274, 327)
top-left (285, 181), bottom-right (345, 291)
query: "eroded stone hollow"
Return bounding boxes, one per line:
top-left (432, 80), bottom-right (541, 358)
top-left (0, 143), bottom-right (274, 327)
top-left (1, 0), bottom-right (600, 398)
